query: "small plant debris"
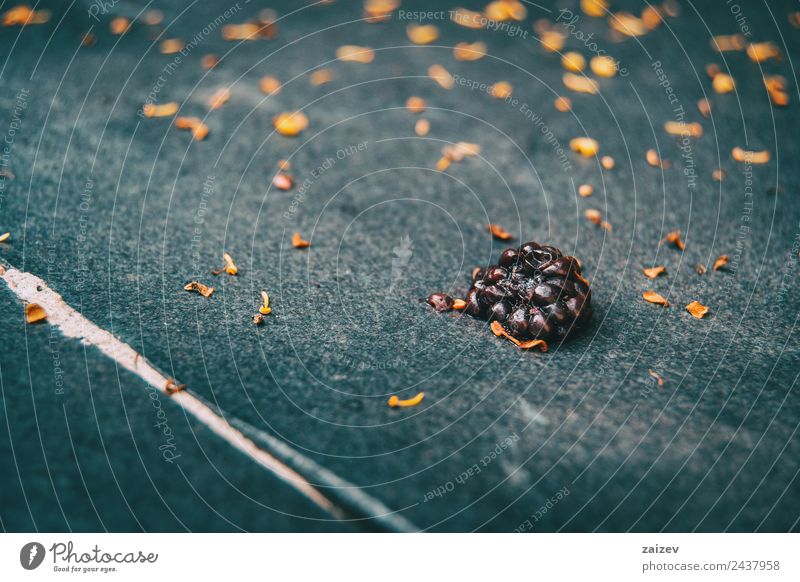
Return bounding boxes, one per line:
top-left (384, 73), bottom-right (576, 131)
top-left (426, 293), bottom-right (454, 312)
top-left (388, 392), bottom-right (425, 408)
top-left (174, 117), bottom-right (209, 141)
top-left (713, 255), bottom-right (729, 271)
top-left (488, 223), bottom-right (513, 241)
top-left (273, 111), bottom-right (309, 137)
top-left (643, 266), bottom-right (666, 279)
top-left (165, 378), bottom-right (187, 394)
top-left (292, 232), bottom-right (311, 248)
top-left (25, 303), bottom-right (46, 324)
top-left (643, 291), bottom-right (669, 306)
top-left (184, 281), bottom-right (215, 297)
top-left (259, 291), bottom-right (272, 315)
top-left (648, 368), bottom-right (665, 387)
top-left (211, 252), bottom-right (238, 276)
top-left (664, 230), bottom-right (685, 251)
top-left (686, 300), bottom-right (709, 318)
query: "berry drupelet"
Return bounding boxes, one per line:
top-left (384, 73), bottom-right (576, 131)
top-left (464, 241), bottom-right (592, 342)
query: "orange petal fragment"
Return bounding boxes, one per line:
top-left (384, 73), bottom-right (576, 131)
top-left (388, 392), bottom-right (425, 408)
top-left (429, 64), bottom-right (454, 89)
top-left (686, 300), bottom-right (709, 319)
top-left (664, 230), bottom-right (685, 250)
top-left (292, 232), bottom-right (311, 248)
top-left (143, 102), bottom-right (179, 118)
top-left (713, 255), bottom-right (729, 271)
top-left (25, 303), bottom-right (46, 324)
top-left (488, 223), bottom-right (513, 240)
top-left (648, 368), bottom-right (665, 387)
top-left (336, 45), bottom-right (375, 63)
top-left (642, 265), bottom-right (666, 279)
top-left (184, 281), bottom-right (215, 297)
top-left (273, 111), bottom-right (309, 137)
top-left (643, 291), bottom-right (669, 306)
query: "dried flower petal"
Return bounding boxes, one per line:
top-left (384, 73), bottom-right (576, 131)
top-left (143, 102), bottom-right (179, 118)
top-left (712, 255), bottom-right (729, 271)
top-left (25, 303), bottom-right (46, 324)
top-left (310, 69), bottom-right (333, 86)
top-left (208, 88), bottom-right (231, 110)
top-left (646, 149), bottom-right (668, 168)
top-left (174, 117), bottom-right (209, 141)
top-left (488, 223), bottom-right (513, 240)
top-left (561, 52), bottom-right (586, 72)
top-left (406, 96), bottom-right (426, 113)
top-left (337, 45), bottom-right (375, 63)
top-left (686, 300), bottom-right (709, 318)
top-left (142, 9), bottom-right (164, 26)
top-left (601, 155), bottom-right (615, 169)
top-left (0, 232), bottom-right (10, 242)
top-left (110, 17), bottom-right (131, 35)
top-left (664, 230), bottom-right (685, 250)
top-left (711, 34), bottom-right (745, 52)
top-left (211, 252), bottom-right (238, 276)
top-left (581, 0), bottom-right (608, 18)
top-left (184, 281), bottom-right (215, 297)
top-left (578, 184), bottom-right (593, 197)
top-left (641, 5), bottom-right (663, 29)
top-left (3, 5), bottom-right (50, 26)
top-left (590, 55), bottom-right (618, 78)
top-left (260, 75), bottom-right (281, 95)
top-left (570, 137), bottom-right (599, 157)
top-left (490, 321), bottom-right (547, 351)
top-left (664, 121), bottom-right (703, 138)
top-left (221, 23), bottom-right (262, 41)
top-left (272, 173), bottom-right (293, 191)
top-left (540, 30), bottom-right (565, 52)
top-left (414, 119), bottom-right (430, 136)
top-left (406, 23), bottom-right (439, 44)
top-left (387, 392), bottom-right (425, 408)
top-left (764, 75), bottom-right (789, 107)
top-left (490, 81), bottom-right (512, 99)
top-left (563, 72), bottom-right (599, 94)
top-left (643, 291), bottom-right (669, 306)
top-left (160, 39), bottom-right (184, 54)
top-left (165, 378), bottom-right (187, 394)
top-left (746, 41), bottom-right (781, 63)
top-left (712, 73), bottom-right (735, 94)
top-left (450, 7), bottom-right (484, 29)
top-left (731, 147), bottom-right (770, 164)
top-left (698, 98), bottom-right (711, 118)
top-left (292, 232), bottom-right (311, 248)
top-left (648, 368), bottom-right (665, 387)
top-left (429, 64), bottom-right (454, 89)
top-left (259, 291), bottom-right (272, 315)
top-left (273, 111), bottom-right (309, 137)
top-left (643, 265), bottom-right (666, 279)
top-left (201, 54), bottom-right (219, 70)
top-left (554, 96), bottom-right (572, 112)
top-left (485, 0), bottom-right (526, 21)
top-left (584, 209), bottom-right (602, 225)
top-left (608, 12), bottom-right (646, 37)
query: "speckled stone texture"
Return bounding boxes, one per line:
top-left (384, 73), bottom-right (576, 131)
top-left (0, 0), bottom-right (798, 532)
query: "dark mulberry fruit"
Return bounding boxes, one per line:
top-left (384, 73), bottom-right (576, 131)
top-left (464, 241), bottom-right (592, 341)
